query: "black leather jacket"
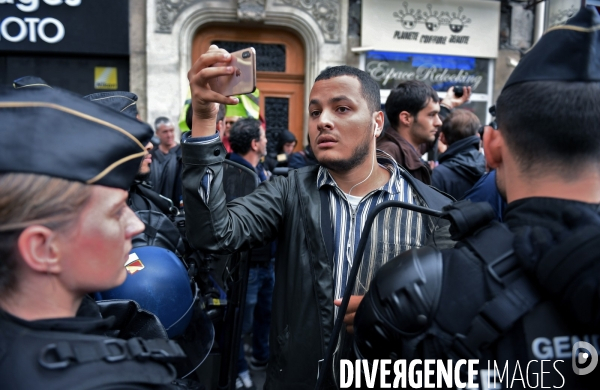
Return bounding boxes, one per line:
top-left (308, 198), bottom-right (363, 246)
top-left (182, 140), bottom-right (453, 389)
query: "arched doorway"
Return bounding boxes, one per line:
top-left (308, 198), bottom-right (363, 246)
top-left (192, 26), bottom-right (305, 154)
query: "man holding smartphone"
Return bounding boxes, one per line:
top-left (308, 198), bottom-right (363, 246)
top-left (183, 45), bottom-right (453, 389)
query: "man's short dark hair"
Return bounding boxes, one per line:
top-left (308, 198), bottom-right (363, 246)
top-left (496, 81), bottom-right (600, 176)
top-left (385, 81), bottom-right (440, 130)
top-left (314, 66), bottom-right (381, 113)
top-left (441, 109), bottom-right (481, 145)
top-left (229, 118), bottom-right (262, 155)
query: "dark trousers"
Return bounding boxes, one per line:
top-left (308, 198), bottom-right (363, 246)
top-left (237, 261), bottom-right (275, 373)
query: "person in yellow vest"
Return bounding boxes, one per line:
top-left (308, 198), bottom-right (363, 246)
top-left (223, 90), bottom-right (260, 153)
top-left (180, 89), bottom-right (260, 154)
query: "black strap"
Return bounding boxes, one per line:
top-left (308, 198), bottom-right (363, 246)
top-left (38, 337), bottom-right (186, 370)
top-left (144, 223), bottom-right (158, 239)
top-left (451, 223), bottom-right (541, 359)
top-left (452, 275), bottom-right (541, 359)
top-left (443, 200), bottom-right (497, 241)
top-left (320, 189), bottom-right (334, 267)
top-left (464, 222), bottom-right (520, 284)
top-left (400, 169), bottom-right (454, 211)
top-left (134, 183), bottom-right (178, 217)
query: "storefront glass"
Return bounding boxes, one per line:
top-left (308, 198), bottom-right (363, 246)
top-left (365, 50), bottom-right (493, 124)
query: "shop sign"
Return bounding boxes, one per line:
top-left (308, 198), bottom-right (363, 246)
top-left (94, 67), bottom-right (118, 90)
top-left (0, 0), bottom-right (128, 55)
top-left (546, 0), bottom-right (579, 29)
top-left (366, 51), bottom-right (489, 94)
top-left (362, 0), bottom-right (500, 58)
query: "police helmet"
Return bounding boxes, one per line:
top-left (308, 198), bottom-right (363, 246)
top-left (97, 246), bottom-right (194, 338)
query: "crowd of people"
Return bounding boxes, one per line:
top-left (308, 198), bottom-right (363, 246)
top-left (2, 5), bottom-right (600, 390)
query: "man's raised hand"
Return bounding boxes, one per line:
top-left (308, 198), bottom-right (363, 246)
top-left (187, 45), bottom-right (240, 137)
top-left (441, 85), bottom-right (472, 109)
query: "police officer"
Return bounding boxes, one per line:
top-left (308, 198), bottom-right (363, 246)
top-left (354, 6), bottom-right (600, 389)
top-left (0, 84), bottom-right (186, 389)
top-left (83, 91), bottom-right (185, 254)
top-left (84, 91), bottom-right (213, 384)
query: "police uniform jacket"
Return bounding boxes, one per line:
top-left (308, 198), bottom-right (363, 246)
top-left (425, 198), bottom-right (600, 388)
top-left (0, 308), bottom-right (179, 389)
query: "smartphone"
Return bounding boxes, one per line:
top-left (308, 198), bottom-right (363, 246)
top-left (209, 47), bottom-right (256, 97)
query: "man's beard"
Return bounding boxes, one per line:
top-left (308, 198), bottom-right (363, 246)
top-left (317, 131), bottom-right (371, 173)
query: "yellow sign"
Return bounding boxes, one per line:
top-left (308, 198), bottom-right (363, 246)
top-left (94, 67), bottom-right (118, 90)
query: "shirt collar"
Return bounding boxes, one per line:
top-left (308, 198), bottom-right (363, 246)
top-left (317, 150), bottom-right (406, 195)
top-left (228, 152), bottom-right (253, 169)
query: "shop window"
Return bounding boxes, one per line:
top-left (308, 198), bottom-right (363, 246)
top-left (265, 97), bottom-right (290, 155)
top-left (365, 50), bottom-right (493, 124)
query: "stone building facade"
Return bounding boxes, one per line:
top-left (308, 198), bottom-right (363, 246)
top-left (129, 0), bottom-right (557, 144)
top-left (132, 0), bottom-right (349, 148)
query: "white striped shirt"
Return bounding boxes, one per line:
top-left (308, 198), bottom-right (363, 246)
top-left (317, 151), bottom-right (430, 305)
top-left (187, 134), bottom-right (432, 300)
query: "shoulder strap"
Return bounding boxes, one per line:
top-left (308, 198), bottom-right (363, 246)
top-left (38, 337), bottom-right (185, 370)
top-left (96, 299), bottom-right (169, 340)
top-left (133, 183), bottom-right (178, 217)
top-left (132, 210), bottom-right (184, 254)
top-left (442, 199), bottom-right (497, 241)
top-left (450, 222), bottom-right (541, 359)
top-left (401, 169), bottom-right (454, 211)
